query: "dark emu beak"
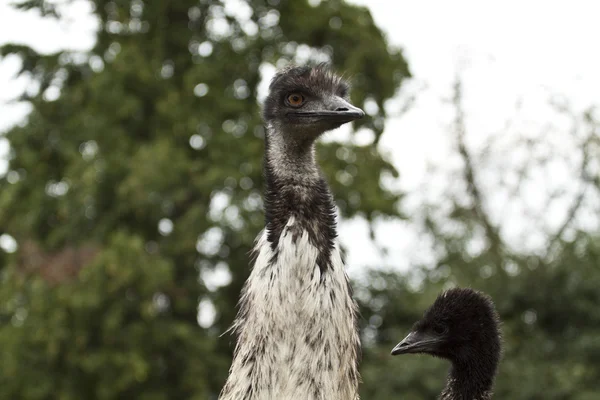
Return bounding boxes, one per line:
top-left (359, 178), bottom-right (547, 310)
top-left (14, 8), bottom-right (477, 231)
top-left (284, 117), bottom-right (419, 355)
top-left (390, 331), bottom-right (441, 356)
top-left (287, 96), bottom-right (365, 123)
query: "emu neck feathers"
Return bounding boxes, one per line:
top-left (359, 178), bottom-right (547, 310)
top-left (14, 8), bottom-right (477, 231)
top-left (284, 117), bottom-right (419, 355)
top-left (220, 228), bottom-right (360, 400)
top-left (262, 127), bottom-right (337, 274)
top-left (219, 126), bottom-right (360, 400)
top-left (264, 124), bottom-right (321, 182)
top-left (440, 360), bottom-right (496, 400)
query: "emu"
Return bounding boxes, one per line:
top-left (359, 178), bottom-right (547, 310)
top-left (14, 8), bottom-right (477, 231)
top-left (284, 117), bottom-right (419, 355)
top-left (219, 65), bottom-right (364, 400)
top-left (391, 288), bottom-right (502, 400)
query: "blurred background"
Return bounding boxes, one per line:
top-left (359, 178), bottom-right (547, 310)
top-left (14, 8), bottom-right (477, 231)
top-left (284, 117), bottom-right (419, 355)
top-left (0, 0), bottom-right (599, 398)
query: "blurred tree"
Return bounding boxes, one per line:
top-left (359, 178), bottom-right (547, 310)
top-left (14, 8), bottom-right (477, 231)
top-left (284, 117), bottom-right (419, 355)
top-left (357, 81), bottom-right (600, 399)
top-left (0, 0), bottom-right (409, 398)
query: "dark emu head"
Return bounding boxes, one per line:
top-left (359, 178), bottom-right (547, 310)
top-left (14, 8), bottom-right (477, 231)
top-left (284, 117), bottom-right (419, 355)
top-left (263, 64), bottom-right (364, 141)
top-left (391, 288), bottom-right (502, 398)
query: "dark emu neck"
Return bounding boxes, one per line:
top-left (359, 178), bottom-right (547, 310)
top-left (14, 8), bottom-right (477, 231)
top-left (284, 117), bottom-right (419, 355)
top-left (262, 133), bottom-right (337, 274)
top-left (442, 357), bottom-right (498, 400)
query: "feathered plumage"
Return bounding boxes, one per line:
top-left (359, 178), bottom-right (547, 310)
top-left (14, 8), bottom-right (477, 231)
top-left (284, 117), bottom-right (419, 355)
top-left (391, 288), bottom-right (502, 400)
top-left (220, 65), bottom-right (364, 400)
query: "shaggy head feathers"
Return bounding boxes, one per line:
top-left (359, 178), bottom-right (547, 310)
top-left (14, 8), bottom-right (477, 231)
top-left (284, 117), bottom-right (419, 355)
top-left (394, 288), bottom-right (502, 399)
top-left (415, 288), bottom-right (501, 363)
top-left (263, 64), bottom-right (351, 122)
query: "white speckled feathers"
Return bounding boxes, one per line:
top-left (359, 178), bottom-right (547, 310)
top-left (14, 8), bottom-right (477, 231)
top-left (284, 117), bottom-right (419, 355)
top-left (219, 217), bottom-right (360, 400)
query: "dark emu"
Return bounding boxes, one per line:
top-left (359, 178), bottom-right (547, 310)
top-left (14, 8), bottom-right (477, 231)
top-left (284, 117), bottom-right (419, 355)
top-left (391, 288), bottom-right (502, 400)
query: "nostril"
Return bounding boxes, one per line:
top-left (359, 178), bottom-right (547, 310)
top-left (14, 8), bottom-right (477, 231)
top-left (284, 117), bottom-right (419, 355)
top-left (336, 107), bottom-right (349, 112)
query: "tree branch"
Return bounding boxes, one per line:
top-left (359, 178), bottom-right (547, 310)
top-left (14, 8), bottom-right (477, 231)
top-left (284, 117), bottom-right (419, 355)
top-left (545, 110), bottom-right (598, 259)
top-left (451, 78), bottom-right (504, 257)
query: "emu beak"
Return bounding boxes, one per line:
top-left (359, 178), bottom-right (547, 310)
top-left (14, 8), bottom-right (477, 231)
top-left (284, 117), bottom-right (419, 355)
top-left (390, 331), bottom-right (440, 356)
top-left (287, 96), bottom-right (365, 123)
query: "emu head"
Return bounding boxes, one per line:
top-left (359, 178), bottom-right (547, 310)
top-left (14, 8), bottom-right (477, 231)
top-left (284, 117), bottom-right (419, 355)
top-left (263, 64), bottom-right (364, 142)
top-left (391, 288), bottom-right (502, 368)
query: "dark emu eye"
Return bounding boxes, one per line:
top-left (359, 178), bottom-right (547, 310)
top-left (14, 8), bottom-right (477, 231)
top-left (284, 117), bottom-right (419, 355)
top-left (433, 325), bottom-right (448, 335)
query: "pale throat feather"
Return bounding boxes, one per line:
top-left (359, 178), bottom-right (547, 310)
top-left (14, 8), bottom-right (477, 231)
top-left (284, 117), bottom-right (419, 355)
top-left (264, 122), bottom-right (320, 182)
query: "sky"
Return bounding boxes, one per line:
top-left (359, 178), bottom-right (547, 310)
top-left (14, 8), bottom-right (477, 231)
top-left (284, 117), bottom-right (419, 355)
top-left (1, 0), bottom-right (599, 279)
top-left (340, 0), bottom-right (600, 275)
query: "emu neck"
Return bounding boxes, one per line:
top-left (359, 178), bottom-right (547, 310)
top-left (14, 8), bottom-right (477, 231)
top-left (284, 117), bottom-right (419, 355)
top-left (263, 124), bottom-right (337, 272)
top-left (265, 125), bottom-right (321, 182)
top-left (441, 358), bottom-right (497, 400)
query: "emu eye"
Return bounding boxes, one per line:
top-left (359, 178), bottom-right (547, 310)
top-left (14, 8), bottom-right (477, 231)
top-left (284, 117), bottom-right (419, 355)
top-left (433, 325), bottom-right (448, 335)
top-left (286, 93), bottom-right (304, 107)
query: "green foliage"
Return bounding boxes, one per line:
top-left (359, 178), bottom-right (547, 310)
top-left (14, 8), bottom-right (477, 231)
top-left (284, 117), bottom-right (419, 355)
top-left (3, 1), bottom-right (597, 398)
top-left (358, 236), bottom-right (600, 399)
top-left (355, 94), bottom-right (600, 398)
top-left (0, 0), bottom-right (409, 398)
top-left (0, 232), bottom-right (215, 399)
